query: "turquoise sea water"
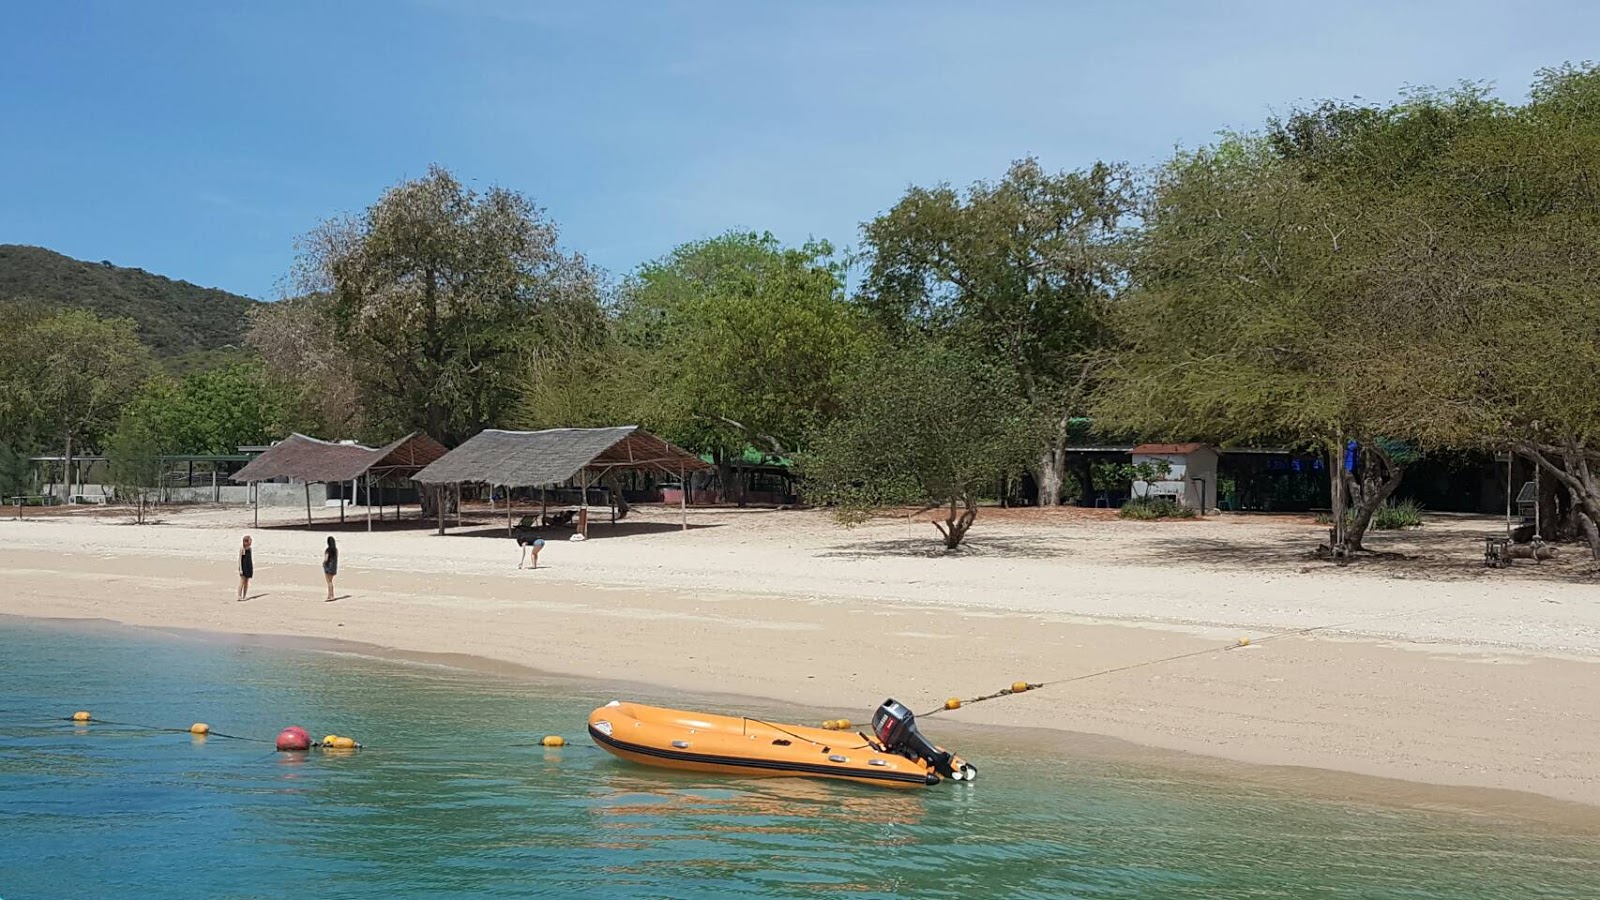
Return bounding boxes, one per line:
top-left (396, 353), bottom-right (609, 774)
top-left (2, 618), bottom-right (1599, 899)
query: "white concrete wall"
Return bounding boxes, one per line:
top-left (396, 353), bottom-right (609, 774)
top-left (41, 482), bottom-right (328, 507)
top-left (1132, 449), bottom-right (1219, 510)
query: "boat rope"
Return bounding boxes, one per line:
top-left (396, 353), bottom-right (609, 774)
top-left (917, 601), bottom-right (1459, 719)
top-left (53, 715), bottom-right (275, 744)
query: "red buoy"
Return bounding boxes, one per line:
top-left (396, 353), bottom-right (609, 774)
top-left (275, 726), bottom-right (311, 752)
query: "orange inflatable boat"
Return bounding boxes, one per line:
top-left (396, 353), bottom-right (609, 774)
top-left (587, 698), bottom-right (975, 789)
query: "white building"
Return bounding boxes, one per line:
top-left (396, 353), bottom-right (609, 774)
top-left (1130, 443), bottom-right (1219, 512)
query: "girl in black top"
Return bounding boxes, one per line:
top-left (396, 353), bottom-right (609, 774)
top-left (323, 537), bottom-right (338, 601)
top-left (237, 535), bottom-right (253, 601)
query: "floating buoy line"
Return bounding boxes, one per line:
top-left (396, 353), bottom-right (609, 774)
top-left (38, 711), bottom-right (588, 756)
top-left (905, 601), bottom-right (1461, 720)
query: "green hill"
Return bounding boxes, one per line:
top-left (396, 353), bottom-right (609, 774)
top-left (0, 244), bottom-right (262, 358)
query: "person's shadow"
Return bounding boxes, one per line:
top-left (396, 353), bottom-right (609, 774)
top-left (325, 594), bottom-right (353, 602)
top-left (240, 593), bottom-right (269, 601)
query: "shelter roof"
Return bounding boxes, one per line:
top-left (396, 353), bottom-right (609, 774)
top-left (230, 432), bottom-right (447, 484)
top-left (413, 426), bottom-right (710, 487)
top-left (1131, 442), bottom-right (1212, 456)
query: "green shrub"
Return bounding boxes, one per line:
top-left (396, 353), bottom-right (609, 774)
top-left (1312, 499), bottom-right (1425, 529)
top-left (1119, 497), bottom-right (1198, 520)
top-left (1371, 498), bottom-right (1424, 530)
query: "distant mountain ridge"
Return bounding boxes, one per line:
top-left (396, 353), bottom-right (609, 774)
top-left (0, 244), bottom-right (262, 357)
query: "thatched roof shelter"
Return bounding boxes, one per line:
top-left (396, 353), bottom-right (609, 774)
top-left (230, 432), bottom-right (449, 529)
top-left (413, 426), bottom-right (710, 535)
top-left (413, 426), bottom-right (708, 488)
top-left (231, 432), bottom-right (448, 485)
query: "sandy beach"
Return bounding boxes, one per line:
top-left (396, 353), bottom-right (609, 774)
top-left (4, 502), bottom-right (1599, 815)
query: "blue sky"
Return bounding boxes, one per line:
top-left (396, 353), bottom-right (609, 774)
top-left (3, 1), bottom-right (1597, 299)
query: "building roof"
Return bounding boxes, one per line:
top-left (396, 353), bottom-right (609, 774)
top-left (229, 432), bottom-right (448, 484)
top-left (413, 426), bottom-right (711, 487)
top-left (1131, 442), bottom-right (1213, 456)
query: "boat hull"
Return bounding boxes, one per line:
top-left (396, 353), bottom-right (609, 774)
top-left (587, 701), bottom-right (939, 789)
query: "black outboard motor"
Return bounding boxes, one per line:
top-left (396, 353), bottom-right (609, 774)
top-left (871, 698), bottom-right (960, 778)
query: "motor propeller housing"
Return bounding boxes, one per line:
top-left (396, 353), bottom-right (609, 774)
top-left (871, 698), bottom-right (966, 779)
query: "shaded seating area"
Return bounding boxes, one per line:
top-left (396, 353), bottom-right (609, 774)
top-left (413, 426), bottom-right (712, 536)
top-left (230, 432), bottom-right (449, 529)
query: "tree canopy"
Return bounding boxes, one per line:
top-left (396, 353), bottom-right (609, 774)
top-left (858, 158), bottom-right (1133, 505)
top-left (614, 231), bottom-right (871, 463)
top-left (286, 165), bottom-right (600, 446)
top-left (802, 341), bottom-right (1041, 550)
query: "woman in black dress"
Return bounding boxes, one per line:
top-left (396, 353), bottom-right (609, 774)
top-left (237, 535), bottom-right (253, 601)
top-left (323, 536), bottom-right (338, 601)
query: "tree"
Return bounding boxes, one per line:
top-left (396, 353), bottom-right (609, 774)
top-left (802, 342), bottom-right (1041, 550)
top-left (288, 165), bottom-right (599, 446)
top-left (1329, 66), bottom-right (1600, 557)
top-left (105, 418), bottom-right (164, 523)
top-left (246, 293), bottom-right (364, 439)
top-left (859, 158), bottom-right (1134, 506)
top-left (7, 310), bottom-right (153, 503)
top-left (614, 232), bottom-right (871, 501)
top-left (117, 360), bottom-right (306, 455)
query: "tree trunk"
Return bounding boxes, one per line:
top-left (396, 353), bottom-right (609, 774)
top-left (1073, 455), bottom-right (1094, 507)
top-left (1036, 448), bottom-right (1065, 507)
top-left (1346, 442), bottom-right (1406, 550)
top-left (1577, 510), bottom-right (1600, 557)
top-left (1515, 440), bottom-right (1600, 560)
top-left (713, 447), bottom-right (733, 507)
top-left (63, 431), bottom-right (73, 504)
top-left (1034, 414), bottom-right (1073, 507)
top-left (932, 493), bottom-right (978, 551)
top-left (1327, 441), bottom-right (1350, 563)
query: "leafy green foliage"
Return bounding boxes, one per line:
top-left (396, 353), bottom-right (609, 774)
top-left (104, 417), bottom-right (164, 521)
top-left (1118, 498), bottom-right (1196, 520)
top-left (0, 444), bottom-right (32, 500)
top-left (859, 158), bottom-right (1134, 504)
top-left (801, 342), bottom-right (1043, 550)
top-left (613, 232), bottom-right (869, 458)
top-left (114, 361), bottom-right (305, 455)
top-left (3, 309), bottom-right (154, 461)
top-left (288, 165), bottom-right (600, 445)
top-left (0, 245), bottom-right (260, 357)
top-left (1314, 499), bottom-right (1424, 530)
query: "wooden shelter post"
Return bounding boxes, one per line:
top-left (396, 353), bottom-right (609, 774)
top-left (366, 473), bottom-right (373, 533)
top-left (455, 483), bottom-right (463, 528)
top-left (253, 482), bottom-right (258, 528)
top-left (506, 485), bottom-right (512, 536)
top-left (579, 470), bottom-right (590, 537)
top-left (436, 485), bottom-right (446, 535)
top-left (680, 463), bottom-right (687, 531)
top-left (340, 480), bottom-right (347, 524)
top-left (305, 482), bottom-right (313, 528)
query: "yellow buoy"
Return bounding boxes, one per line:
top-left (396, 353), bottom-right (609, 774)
top-left (72, 711), bottom-right (92, 722)
top-left (821, 719), bottom-right (836, 730)
top-left (541, 735), bottom-right (566, 747)
top-left (1010, 681), bottom-right (1031, 694)
top-left (190, 723), bottom-right (209, 735)
top-left (1237, 637), bottom-right (1251, 647)
top-left (329, 736), bottom-right (357, 749)
top-left (835, 719), bottom-right (851, 731)
top-left (322, 734), bottom-right (340, 746)
top-left (944, 697), bottom-right (962, 710)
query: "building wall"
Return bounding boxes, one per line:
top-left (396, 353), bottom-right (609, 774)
top-left (1132, 449), bottom-right (1220, 510)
